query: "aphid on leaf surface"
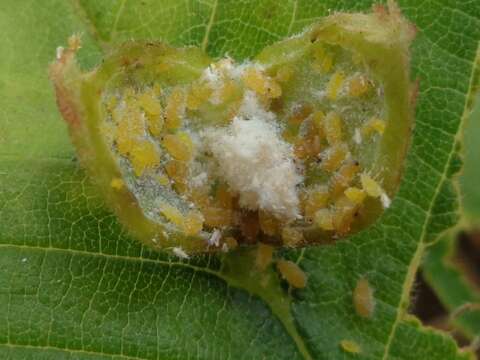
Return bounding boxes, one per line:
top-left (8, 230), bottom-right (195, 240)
top-left (340, 339), bottom-right (362, 354)
top-left (255, 243), bottom-right (274, 271)
top-left (353, 277), bottom-right (375, 318)
top-left (276, 260), bottom-right (307, 289)
top-left (110, 178), bottom-right (125, 190)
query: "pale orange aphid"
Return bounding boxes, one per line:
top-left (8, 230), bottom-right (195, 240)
top-left (353, 277), bottom-right (375, 318)
top-left (275, 65), bottom-right (295, 83)
top-left (110, 178), bottom-right (125, 190)
top-left (182, 211), bottom-right (204, 236)
top-left (314, 208), bottom-right (335, 231)
top-left (276, 260), bottom-right (307, 288)
top-left (326, 71), bottom-right (345, 100)
top-left (259, 210), bottom-right (280, 236)
top-left (303, 186), bottom-right (330, 221)
top-left (138, 90), bottom-right (164, 137)
top-left (324, 111), bottom-right (343, 145)
top-left (256, 243), bottom-right (274, 271)
top-left (129, 141), bottom-right (160, 176)
top-left (320, 143), bottom-right (349, 172)
top-left (159, 202), bottom-right (184, 228)
top-left (329, 160), bottom-right (360, 197)
top-left (340, 339), bottom-right (362, 354)
top-left (311, 45), bottom-right (333, 73)
top-left (164, 87), bottom-right (185, 130)
top-left (186, 82), bottom-right (213, 110)
top-left (348, 74), bottom-right (370, 97)
top-left (164, 160), bottom-right (188, 193)
top-left (362, 117), bottom-right (386, 137)
top-left (218, 80), bottom-right (241, 104)
top-left (281, 227), bottom-right (304, 247)
top-left (243, 68), bottom-right (282, 99)
top-left (288, 104), bottom-right (314, 127)
top-left (162, 132), bottom-right (194, 162)
top-left (332, 195), bottom-right (357, 234)
top-left (344, 187), bottom-right (366, 205)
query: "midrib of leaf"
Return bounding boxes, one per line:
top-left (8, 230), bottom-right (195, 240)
top-left (382, 41), bottom-right (480, 360)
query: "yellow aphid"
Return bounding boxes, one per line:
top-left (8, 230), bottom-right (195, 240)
top-left (256, 243), bottom-right (274, 271)
top-left (162, 132), bottom-right (194, 162)
top-left (345, 187), bottom-right (366, 205)
top-left (243, 68), bottom-right (282, 98)
top-left (348, 75), bottom-right (370, 97)
top-left (340, 340), bottom-right (361, 354)
top-left (164, 160), bottom-right (188, 193)
top-left (215, 185), bottom-right (234, 209)
top-left (281, 227), bottom-right (304, 247)
top-left (360, 173), bottom-right (383, 198)
top-left (138, 90), bottom-right (164, 137)
top-left (130, 141), bottom-right (160, 176)
top-left (202, 206), bottom-right (233, 228)
top-left (159, 202), bottom-right (184, 228)
top-left (282, 128), bottom-right (297, 144)
top-left (312, 46), bottom-right (333, 73)
top-left (110, 178), bottom-right (124, 190)
top-left (275, 66), bottom-right (294, 83)
top-left (303, 186), bottom-right (329, 220)
top-left (182, 211), bottom-right (204, 236)
top-left (259, 211), bottom-right (279, 236)
top-left (186, 82), bottom-right (213, 110)
top-left (288, 104), bottom-right (313, 126)
top-left (321, 143), bottom-right (349, 172)
top-left (326, 71), bottom-right (345, 100)
top-left (324, 112), bottom-right (343, 145)
top-left (115, 116), bottom-right (145, 155)
top-left (312, 110), bottom-right (324, 127)
top-left (223, 236), bottom-right (238, 251)
top-left (105, 95), bottom-right (118, 113)
top-left (165, 87), bottom-right (185, 130)
top-left (165, 160), bottom-right (187, 182)
top-left (332, 196), bottom-right (357, 234)
top-left (314, 208), bottom-right (334, 231)
top-left (362, 117), bottom-right (386, 136)
top-left (330, 161), bottom-right (360, 197)
top-left (353, 277), bottom-right (375, 318)
top-left (139, 90), bottom-right (162, 116)
top-left (156, 175), bottom-right (170, 186)
top-left (276, 260), bottom-right (307, 288)
top-left (146, 114), bottom-right (164, 137)
top-left (153, 83), bottom-right (162, 96)
top-left (218, 80), bottom-right (240, 104)
top-left (67, 34), bottom-right (81, 51)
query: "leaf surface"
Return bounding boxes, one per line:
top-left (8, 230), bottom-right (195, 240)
top-left (0, 0), bottom-right (479, 359)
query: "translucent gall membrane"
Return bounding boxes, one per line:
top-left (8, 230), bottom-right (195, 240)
top-left (50, 3), bottom-right (415, 254)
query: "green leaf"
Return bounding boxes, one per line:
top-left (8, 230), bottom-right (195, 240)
top-left (460, 93), bottom-right (480, 225)
top-left (0, 1), bottom-right (479, 359)
top-left (420, 95), bottom-right (480, 343)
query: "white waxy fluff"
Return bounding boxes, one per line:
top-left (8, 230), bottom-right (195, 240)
top-left (203, 93), bottom-right (302, 221)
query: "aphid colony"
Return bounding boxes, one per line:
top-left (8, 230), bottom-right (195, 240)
top-left (99, 37), bottom-right (390, 257)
